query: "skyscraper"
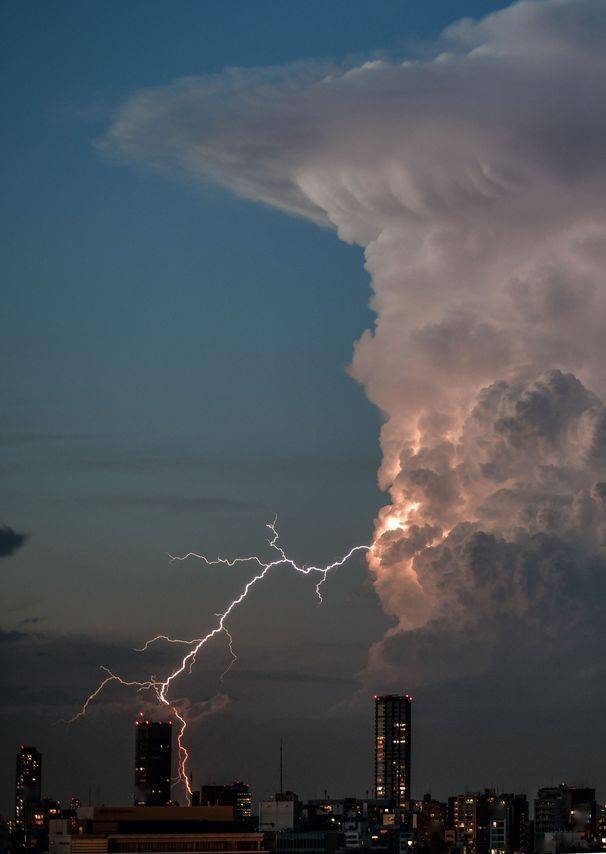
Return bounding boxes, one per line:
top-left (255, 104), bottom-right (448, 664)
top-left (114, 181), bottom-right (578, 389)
top-left (15, 744), bottom-right (42, 843)
top-left (134, 715), bottom-right (173, 806)
top-left (374, 694), bottom-right (412, 806)
top-left (15, 744), bottom-right (42, 827)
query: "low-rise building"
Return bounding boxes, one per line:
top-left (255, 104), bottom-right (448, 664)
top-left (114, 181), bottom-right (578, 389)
top-left (49, 806), bottom-right (265, 854)
top-left (259, 795), bottom-right (301, 832)
top-left (534, 785), bottom-right (596, 852)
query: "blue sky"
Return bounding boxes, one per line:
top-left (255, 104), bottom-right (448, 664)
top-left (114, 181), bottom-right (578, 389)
top-left (2, 0), bottom-right (522, 815)
top-left (3, 0), bottom-right (508, 459)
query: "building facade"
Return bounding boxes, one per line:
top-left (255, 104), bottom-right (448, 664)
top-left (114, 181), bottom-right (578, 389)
top-left (259, 794), bottom-right (301, 832)
top-left (413, 794), bottom-right (446, 851)
top-left (448, 792), bottom-right (491, 854)
top-left (134, 717), bottom-right (173, 806)
top-left (374, 695), bottom-right (412, 806)
top-left (534, 785), bottom-right (596, 852)
top-left (15, 745), bottom-right (43, 843)
top-left (487, 793), bottom-right (529, 854)
top-left (446, 790), bottom-right (529, 854)
top-left (49, 806), bottom-right (264, 854)
top-left (197, 783), bottom-right (252, 822)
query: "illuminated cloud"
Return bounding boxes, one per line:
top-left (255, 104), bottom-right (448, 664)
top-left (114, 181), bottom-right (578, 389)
top-left (103, 0), bottom-right (606, 687)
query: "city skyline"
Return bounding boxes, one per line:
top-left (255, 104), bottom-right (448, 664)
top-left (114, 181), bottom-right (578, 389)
top-left (7, 702), bottom-right (606, 854)
top-left (7, 697), bottom-right (605, 817)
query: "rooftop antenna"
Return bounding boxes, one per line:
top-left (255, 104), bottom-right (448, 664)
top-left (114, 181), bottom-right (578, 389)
top-left (279, 738), bottom-right (284, 795)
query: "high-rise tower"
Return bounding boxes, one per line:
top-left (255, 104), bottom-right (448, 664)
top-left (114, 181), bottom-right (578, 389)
top-left (134, 715), bottom-right (173, 806)
top-left (15, 745), bottom-right (42, 840)
top-left (374, 694), bottom-right (412, 806)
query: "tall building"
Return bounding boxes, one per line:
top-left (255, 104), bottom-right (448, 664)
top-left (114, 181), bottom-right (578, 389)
top-left (134, 716), bottom-right (173, 806)
top-left (15, 745), bottom-right (42, 840)
top-left (374, 694), bottom-right (412, 806)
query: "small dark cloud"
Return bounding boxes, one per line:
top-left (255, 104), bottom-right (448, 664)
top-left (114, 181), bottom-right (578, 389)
top-left (18, 616), bottom-right (43, 627)
top-left (0, 525), bottom-right (27, 558)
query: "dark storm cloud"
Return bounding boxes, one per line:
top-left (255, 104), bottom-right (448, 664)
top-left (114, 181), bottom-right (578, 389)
top-left (0, 525), bottom-right (26, 558)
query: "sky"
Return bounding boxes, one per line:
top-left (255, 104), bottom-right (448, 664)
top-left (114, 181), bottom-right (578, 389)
top-left (3, 0), bottom-right (605, 819)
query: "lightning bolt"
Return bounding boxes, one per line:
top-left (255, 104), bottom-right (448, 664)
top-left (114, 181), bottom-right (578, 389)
top-left (220, 627), bottom-right (237, 684)
top-left (69, 520), bottom-right (369, 803)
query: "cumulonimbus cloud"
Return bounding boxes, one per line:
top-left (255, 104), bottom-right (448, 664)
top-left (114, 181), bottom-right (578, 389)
top-left (102, 0), bottom-right (606, 689)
